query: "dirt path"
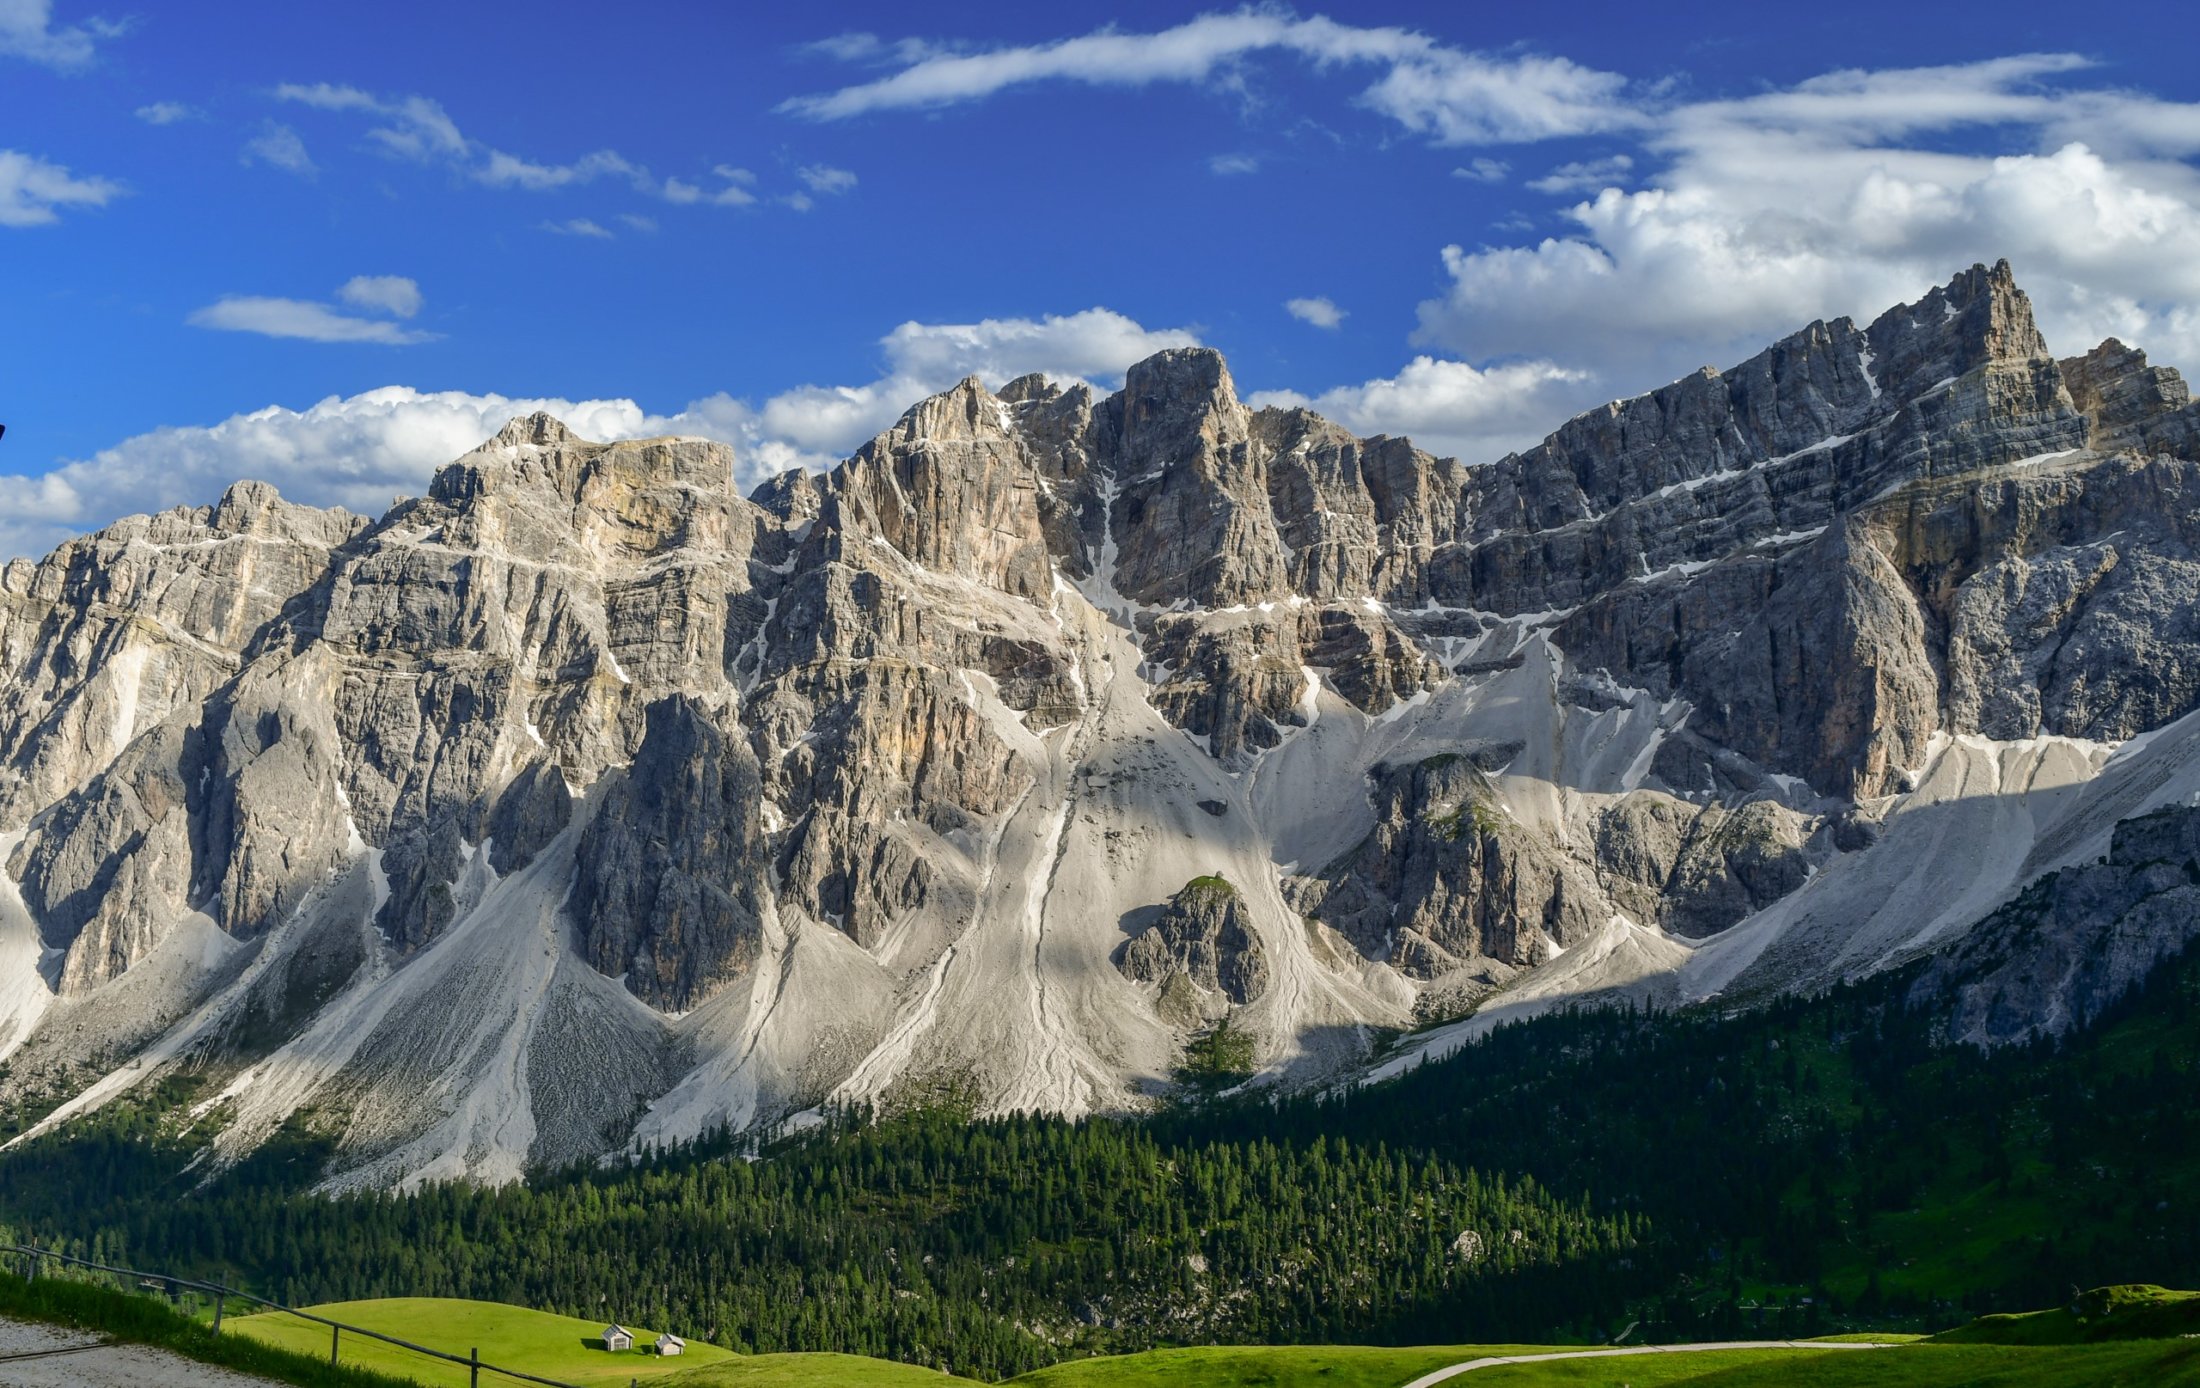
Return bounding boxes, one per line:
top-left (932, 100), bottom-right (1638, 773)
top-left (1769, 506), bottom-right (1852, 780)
top-left (1400, 1339), bottom-right (1901, 1386)
top-left (0, 1314), bottom-right (282, 1386)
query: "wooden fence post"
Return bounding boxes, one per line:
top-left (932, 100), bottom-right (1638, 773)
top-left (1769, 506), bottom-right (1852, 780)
top-left (471, 1346), bottom-right (480, 1387)
top-left (330, 1323), bottom-right (340, 1366)
top-left (212, 1291), bottom-right (225, 1334)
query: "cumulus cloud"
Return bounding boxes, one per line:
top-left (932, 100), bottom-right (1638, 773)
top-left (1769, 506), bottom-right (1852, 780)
top-left (0, 148), bottom-right (120, 226)
top-left (2, 307), bottom-right (1204, 559)
top-left (1251, 357), bottom-right (1594, 463)
top-left (188, 278), bottom-right (435, 345)
top-left (0, 0), bottom-right (113, 68)
top-left (1452, 157), bottom-right (1508, 182)
top-left (241, 122), bottom-right (315, 176)
top-left (135, 101), bottom-right (199, 125)
top-left (1284, 296), bottom-right (1345, 329)
top-left (780, 10), bottom-right (1635, 144)
top-left (1209, 152), bottom-right (1260, 175)
top-left (1415, 55), bottom-right (2200, 397)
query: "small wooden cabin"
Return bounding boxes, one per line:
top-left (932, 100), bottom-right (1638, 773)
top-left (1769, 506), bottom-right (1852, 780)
top-left (655, 1332), bottom-right (686, 1357)
top-left (601, 1324), bottom-right (633, 1352)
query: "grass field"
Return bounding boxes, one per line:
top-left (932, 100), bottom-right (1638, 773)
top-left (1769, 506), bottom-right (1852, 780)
top-left (203, 1292), bottom-right (2200, 1387)
top-left (1930, 1283), bottom-right (2200, 1345)
top-left (229, 1296), bottom-right (736, 1386)
top-left (1005, 1342), bottom-right (1557, 1387)
top-left (666, 1355), bottom-right (985, 1384)
top-left (1009, 1340), bottom-right (2200, 1386)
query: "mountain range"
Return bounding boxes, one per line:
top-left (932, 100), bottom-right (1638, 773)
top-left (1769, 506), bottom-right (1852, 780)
top-left (5, 259), bottom-right (2200, 1189)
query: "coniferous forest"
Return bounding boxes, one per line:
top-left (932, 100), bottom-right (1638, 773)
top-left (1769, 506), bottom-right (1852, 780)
top-left (3, 946), bottom-right (2198, 1380)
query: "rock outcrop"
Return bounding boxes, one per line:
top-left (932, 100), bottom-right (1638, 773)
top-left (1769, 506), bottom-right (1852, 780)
top-left (1118, 875), bottom-right (1269, 1007)
top-left (1917, 805), bottom-right (2200, 1046)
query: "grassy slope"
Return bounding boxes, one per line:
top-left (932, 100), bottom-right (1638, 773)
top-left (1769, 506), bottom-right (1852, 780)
top-left (17, 1280), bottom-right (2200, 1388)
top-left (1007, 1343), bottom-right (1554, 1387)
top-left (1007, 1342), bottom-right (2200, 1387)
top-left (230, 1296), bottom-right (734, 1386)
top-left (1929, 1284), bottom-right (2200, 1344)
top-left (1677, 1341), bottom-right (2200, 1386)
top-left (665, 1355), bottom-right (986, 1385)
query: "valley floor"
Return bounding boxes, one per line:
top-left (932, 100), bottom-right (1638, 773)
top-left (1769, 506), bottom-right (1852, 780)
top-left (12, 1281), bottom-right (2200, 1388)
top-left (220, 1299), bottom-right (2200, 1388)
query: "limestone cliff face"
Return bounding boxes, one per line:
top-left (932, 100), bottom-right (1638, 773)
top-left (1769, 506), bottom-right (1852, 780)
top-left (0, 481), bottom-right (365, 831)
top-left (7, 260), bottom-right (2200, 1182)
top-left (574, 695), bottom-right (770, 1011)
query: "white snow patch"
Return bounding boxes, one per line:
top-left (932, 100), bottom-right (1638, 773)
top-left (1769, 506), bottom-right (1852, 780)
top-left (1753, 527), bottom-right (1827, 549)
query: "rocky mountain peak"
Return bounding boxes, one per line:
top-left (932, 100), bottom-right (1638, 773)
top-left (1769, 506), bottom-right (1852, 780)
top-left (2059, 336), bottom-right (2198, 454)
top-left (206, 478), bottom-right (336, 537)
top-left (997, 371), bottom-right (1059, 404)
top-left (493, 411), bottom-right (579, 449)
top-left (1118, 347), bottom-right (1249, 474)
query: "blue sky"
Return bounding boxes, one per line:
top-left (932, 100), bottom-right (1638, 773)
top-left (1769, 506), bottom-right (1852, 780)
top-left (4, 0), bottom-right (2199, 557)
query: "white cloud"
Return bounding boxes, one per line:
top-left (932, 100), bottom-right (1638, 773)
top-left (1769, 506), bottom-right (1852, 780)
top-left (1414, 56), bottom-right (2200, 396)
top-left (188, 280), bottom-right (437, 346)
top-left (135, 101), bottom-right (199, 126)
top-left (1251, 357), bottom-right (1594, 463)
top-left (799, 32), bottom-right (953, 68)
top-left (1358, 49), bottom-right (1642, 144)
top-left (241, 122), bottom-right (315, 177)
top-left (781, 11), bottom-right (1634, 144)
top-left (274, 83), bottom-right (466, 161)
top-left (272, 83), bottom-right (762, 208)
top-left (1209, 152), bottom-right (1260, 176)
top-left (796, 164), bottom-right (858, 195)
top-left (3, 308), bottom-right (1205, 559)
top-left (337, 275), bottom-right (422, 318)
top-left (0, 148), bottom-right (120, 226)
top-left (1525, 153), bottom-right (1632, 194)
top-left (617, 213), bottom-right (658, 233)
top-left (664, 175), bottom-right (756, 207)
top-left (543, 217), bottom-right (616, 239)
top-left (1284, 296), bottom-right (1346, 329)
top-left (0, 0), bottom-right (109, 68)
top-left (1452, 157), bottom-right (1508, 182)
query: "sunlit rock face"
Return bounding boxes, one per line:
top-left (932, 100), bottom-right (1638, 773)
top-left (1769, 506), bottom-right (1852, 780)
top-left (7, 260), bottom-right (2200, 1186)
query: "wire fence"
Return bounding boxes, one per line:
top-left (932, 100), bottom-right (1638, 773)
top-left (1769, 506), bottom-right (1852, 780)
top-left (3, 1242), bottom-right (591, 1387)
